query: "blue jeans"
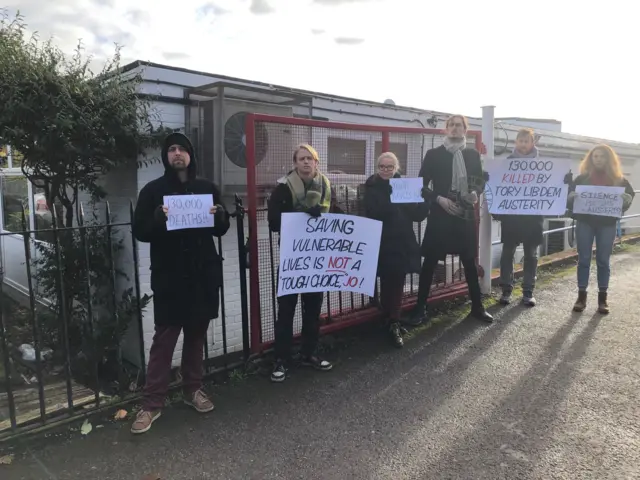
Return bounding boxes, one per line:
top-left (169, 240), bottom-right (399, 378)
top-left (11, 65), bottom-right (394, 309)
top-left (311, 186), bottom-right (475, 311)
top-left (576, 221), bottom-right (617, 292)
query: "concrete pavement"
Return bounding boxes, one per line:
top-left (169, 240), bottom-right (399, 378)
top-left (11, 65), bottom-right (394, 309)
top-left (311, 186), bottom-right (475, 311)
top-left (2, 249), bottom-right (639, 479)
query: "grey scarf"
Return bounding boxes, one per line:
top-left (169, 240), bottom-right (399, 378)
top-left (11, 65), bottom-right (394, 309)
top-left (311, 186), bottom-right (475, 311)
top-left (443, 136), bottom-right (468, 193)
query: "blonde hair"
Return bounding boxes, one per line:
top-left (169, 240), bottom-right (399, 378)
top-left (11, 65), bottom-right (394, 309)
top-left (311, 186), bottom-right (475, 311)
top-left (293, 143), bottom-right (319, 163)
top-left (445, 114), bottom-right (469, 130)
top-left (579, 144), bottom-right (623, 182)
top-left (377, 152), bottom-right (401, 174)
top-left (516, 128), bottom-right (535, 140)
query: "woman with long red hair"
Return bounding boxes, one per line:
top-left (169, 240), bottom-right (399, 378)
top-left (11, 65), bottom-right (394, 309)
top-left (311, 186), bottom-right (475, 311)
top-left (567, 144), bottom-right (634, 314)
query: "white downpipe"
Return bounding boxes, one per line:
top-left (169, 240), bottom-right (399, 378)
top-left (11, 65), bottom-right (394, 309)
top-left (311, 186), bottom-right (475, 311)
top-left (479, 106), bottom-right (495, 294)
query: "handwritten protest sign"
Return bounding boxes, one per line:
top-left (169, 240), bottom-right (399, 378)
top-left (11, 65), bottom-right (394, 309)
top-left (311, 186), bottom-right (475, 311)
top-left (390, 178), bottom-right (424, 204)
top-left (484, 157), bottom-right (570, 216)
top-left (163, 194), bottom-right (214, 231)
top-left (277, 213), bottom-right (382, 297)
top-left (573, 185), bottom-right (624, 218)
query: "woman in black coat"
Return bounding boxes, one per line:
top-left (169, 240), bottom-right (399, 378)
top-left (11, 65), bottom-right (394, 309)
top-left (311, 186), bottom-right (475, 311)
top-left (413, 115), bottom-right (493, 324)
top-left (363, 152), bottom-right (427, 347)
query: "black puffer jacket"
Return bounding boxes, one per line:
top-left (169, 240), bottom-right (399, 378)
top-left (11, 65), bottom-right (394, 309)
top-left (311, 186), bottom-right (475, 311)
top-left (362, 173), bottom-right (427, 276)
top-left (133, 133), bottom-right (230, 326)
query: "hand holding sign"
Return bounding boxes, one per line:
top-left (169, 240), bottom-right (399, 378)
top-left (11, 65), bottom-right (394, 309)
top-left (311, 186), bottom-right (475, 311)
top-left (163, 194), bottom-right (215, 231)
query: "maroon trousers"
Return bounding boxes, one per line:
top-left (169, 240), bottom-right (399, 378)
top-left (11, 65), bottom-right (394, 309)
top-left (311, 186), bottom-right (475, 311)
top-left (379, 273), bottom-right (407, 321)
top-left (142, 321), bottom-right (210, 411)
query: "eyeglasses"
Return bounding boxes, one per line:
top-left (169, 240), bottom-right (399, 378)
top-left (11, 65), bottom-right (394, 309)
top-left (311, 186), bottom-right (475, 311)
top-left (378, 165), bottom-right (395, 171)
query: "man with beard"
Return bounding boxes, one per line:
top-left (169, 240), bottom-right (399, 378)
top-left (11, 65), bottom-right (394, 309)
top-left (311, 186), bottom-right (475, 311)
top-left (131, 132), bottom-right (230, 434)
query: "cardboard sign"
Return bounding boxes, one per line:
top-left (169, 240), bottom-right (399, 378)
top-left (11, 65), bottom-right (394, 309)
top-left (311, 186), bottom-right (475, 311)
top-left (163, 194), bottom-right (214, 231)
top-left (484, 157), bottom-right (570, 216)
top-left (390, 178), bottom-right (424, 204)
top-left (573, 185), bottom-right (624, 218)
top-left (277, 213), bottom-right (382, 297)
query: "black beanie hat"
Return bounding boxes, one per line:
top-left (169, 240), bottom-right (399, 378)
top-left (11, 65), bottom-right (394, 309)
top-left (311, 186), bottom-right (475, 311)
top-left (161, 132), bottom-right (196, 170)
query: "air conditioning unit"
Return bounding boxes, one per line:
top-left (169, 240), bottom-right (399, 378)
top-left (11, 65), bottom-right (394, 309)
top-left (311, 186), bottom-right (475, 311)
top-left (189, 99), bottom-right (295, 197)
top-left (543, 218), bottom-right (573, 255)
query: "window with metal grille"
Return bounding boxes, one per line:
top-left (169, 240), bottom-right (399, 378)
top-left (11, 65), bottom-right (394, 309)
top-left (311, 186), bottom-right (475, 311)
top-left (327, 137), bottom-right (366, 174)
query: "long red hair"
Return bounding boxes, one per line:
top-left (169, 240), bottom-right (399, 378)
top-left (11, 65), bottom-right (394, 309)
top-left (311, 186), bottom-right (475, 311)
top-left (579, 144), bottom-right (623, 184)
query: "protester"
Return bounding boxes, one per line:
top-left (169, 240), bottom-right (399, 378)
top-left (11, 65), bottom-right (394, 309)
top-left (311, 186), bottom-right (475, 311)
top-left (495, 128), bottom-right (572, 307)
top-left (267, 144), bottom-right (333, 382)
top-left (130, 132), bottom-right (230, 434)
top-left (363, 152), bottom-right (427, 347)
top-left (567, 144), bottom-right (635, 314)
top-left (411, 114), bottom-right (493, 323)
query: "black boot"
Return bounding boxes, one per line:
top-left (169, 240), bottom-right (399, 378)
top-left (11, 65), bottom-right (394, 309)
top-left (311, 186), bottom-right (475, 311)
top-left (573, 290), bottom-right (587, 312)
top-left (470, 305), bottom-right (494, 323)
top-left (401, 302), bottom-right (426, 326)
top-left (597, 291), bottom-right (609, 314)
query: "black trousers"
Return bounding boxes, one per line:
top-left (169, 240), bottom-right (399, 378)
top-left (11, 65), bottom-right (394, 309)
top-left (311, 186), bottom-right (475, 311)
top-left (274, 292), bottom-right (323, 361)
top-left (417, 255), bottom-right (483, 310)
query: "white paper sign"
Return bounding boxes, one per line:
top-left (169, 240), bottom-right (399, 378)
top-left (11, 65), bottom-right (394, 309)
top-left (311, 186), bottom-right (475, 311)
top-left (484, 157), bottom-right (570, 216)
top-left (573, 185), bottom-right (624, 217)
top-left (163, 194), bottom-right (214, 231)
top-left (389, 177), bottom-right (424, 204)
top-left (277, 213), bottom-right (382, 297)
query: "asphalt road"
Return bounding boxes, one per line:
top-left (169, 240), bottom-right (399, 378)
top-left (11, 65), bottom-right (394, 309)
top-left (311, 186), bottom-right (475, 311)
top-left (3, 250), bottom-right (639, 480)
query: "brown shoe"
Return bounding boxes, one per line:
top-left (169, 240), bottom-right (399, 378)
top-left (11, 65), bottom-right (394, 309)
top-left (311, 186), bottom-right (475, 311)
top-left (131, 409), bottom-right (161, 434)
top-left (598, 291), bottom-right (609, 314)
top-left (184, 389), bottom-right (215, 413)
top-left (573, 291), bottom-right (587, 312)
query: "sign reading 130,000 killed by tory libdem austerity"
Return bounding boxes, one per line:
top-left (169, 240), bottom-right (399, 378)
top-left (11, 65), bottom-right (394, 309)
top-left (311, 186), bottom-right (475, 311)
top-left (484, 157), bottom-right (570, 216)
top-left (277, 213), bottom-right (382, 298)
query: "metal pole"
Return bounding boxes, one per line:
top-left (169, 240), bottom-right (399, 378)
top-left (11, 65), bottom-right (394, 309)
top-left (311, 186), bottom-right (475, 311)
top-left (479, 105), bottom-right (495, 294)
top-left (233, 194), bottom-right (250, 361)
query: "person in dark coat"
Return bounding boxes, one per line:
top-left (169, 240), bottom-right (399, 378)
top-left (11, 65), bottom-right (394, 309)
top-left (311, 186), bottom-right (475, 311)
top-left (567, 143), bottom-right (634, 314)
top-left (363, 152), bottom-right (427, 347)
top-left (495, 128), bottom-right (573, 306)
top-left (413, 114), bottom-right (493, 323)
top-left (130, 132), bottom-right (230, 434)
top-left (267, 143), bottom-right (333, 383)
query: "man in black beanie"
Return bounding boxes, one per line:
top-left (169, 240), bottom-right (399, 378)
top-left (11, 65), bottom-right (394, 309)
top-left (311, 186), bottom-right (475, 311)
top-left (131, 132), bottom-right (230, 434)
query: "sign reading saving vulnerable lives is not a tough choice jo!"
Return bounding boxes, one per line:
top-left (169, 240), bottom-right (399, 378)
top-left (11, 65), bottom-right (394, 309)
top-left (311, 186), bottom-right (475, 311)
top-left (277, 213), bottom-right (383, 298)
top-left (484, 157), bottom-right (570, 216)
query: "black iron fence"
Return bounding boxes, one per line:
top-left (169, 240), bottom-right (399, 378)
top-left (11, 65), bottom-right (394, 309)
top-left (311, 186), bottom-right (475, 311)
top-left (0, 197), bottom-right (249, 439)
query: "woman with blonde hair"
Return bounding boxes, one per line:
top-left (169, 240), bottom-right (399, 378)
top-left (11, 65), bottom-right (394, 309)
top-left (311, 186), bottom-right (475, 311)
top-left (363, 152), bottom-right (427, 347)
top-left (567, 144), bottom-right (634, 314)
top-left (267, 143), bottom-right (333, 382)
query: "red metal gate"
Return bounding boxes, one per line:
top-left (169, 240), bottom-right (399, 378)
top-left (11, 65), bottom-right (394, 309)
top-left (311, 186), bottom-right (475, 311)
top-left (244, 114), bottom-right (482, 353)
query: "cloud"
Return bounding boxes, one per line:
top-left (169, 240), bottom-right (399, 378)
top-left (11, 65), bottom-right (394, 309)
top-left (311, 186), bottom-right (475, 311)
top-left (334, 36), bottom-right (365, 45)
top-left (311, 28), bottom-right (325, 35)
top-left (163, 52), bottom-right (191, 61)
top-left (312, 0), bottom-right (375, 4)
top-left (125, 8), bottom-right (151, 26)
top-left (196, 2), bottom-right (229, 17)
top-left (249, 0), bottom-right (274, 14)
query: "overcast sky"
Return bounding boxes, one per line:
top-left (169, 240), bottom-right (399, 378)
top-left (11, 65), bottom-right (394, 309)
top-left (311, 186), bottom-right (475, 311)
top-left (3, 0), bottom-right (637, 143)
